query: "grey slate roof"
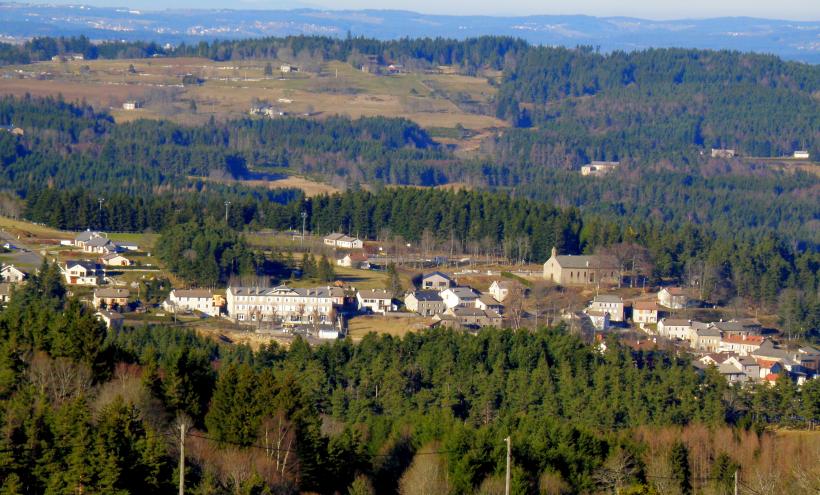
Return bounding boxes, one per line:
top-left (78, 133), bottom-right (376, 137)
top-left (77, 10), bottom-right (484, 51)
top-left (553, 254), bottom-right (618, 269)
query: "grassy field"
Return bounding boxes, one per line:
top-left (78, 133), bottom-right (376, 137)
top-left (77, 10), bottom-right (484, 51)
top-left (199, 175), bottom-right (340, 197)
top-left (0, 58), bottom-right (506, 132)
top-left (0, 216), bottom-right (70, 240)
top-left (347, 314), bottom-right (429, 341)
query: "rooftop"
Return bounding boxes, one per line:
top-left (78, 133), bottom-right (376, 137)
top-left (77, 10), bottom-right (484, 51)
top-left (410, 290), bottom-right (443, 302)
top-left (593, 294), bottom-right (623, 304)
top-left (173, 289), bottom-right (213, 299)
top-left (94, 288), bottom-right (130, 298)
top-left (550, 254), bottom-right (618, 269)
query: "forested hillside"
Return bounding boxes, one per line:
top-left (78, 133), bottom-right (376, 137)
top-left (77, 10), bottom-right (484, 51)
top-left (0, 265), bottom-right (817, 493)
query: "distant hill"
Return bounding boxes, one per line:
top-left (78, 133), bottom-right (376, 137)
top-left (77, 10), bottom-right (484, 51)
top-left (0, 3), bottom-right (818, 63)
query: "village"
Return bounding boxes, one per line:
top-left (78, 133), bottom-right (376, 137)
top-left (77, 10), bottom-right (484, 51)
top-left (0, 221), bottom-right (816, 388)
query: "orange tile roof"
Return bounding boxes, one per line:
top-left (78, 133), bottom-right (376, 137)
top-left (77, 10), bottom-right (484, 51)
top-left (722, 335), bottom-right (765, 345)
top-left (755, 358), bottom-right (778, 368)
top-left (764, 373), bottom-right (780, 382)
top-left (633, 301), bottom-right (660, 311)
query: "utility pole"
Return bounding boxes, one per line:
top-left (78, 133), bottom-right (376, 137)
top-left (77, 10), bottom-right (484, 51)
top-left (301, 211), bottom-right (307, 246)
top-left (178, 420), bottom-right (187, 495)
top-left (224, 201), bottom-right (231, 223)
top-left (97, 197), bottom-right (104, 229)
top-left (504, 436), bottom-right (511, 495)
top-left (734, 469), bottom-right (738, 495)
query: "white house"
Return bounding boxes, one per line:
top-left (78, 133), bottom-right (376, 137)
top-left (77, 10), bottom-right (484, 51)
top-left (589, 294), bottom-right (624, 322)
top-left (475, 294), bottom-right (504, 314)
top-left (336, 253), bottom-right (370, 269)
top-left (356, 289), bottom-right (394, 314)
top-left (632, 301), bottom-right (659, 324)
top-left (92, 288), bottom-right (130, 309)
top-left (63, 261), bottom-right (100, 286)
top-left (0, 283), bottom-right (11, 303)
top-left (84, 236), bottom-right (117, 254)
top-left (336, 235), bottom-right (363, 249)
top-left (658, 318), bottom-right (687, 340)
top-left (163, 289), bottom-right (220, 317)
top-left (793, 150), bottom-right (810, 159)
top-left (122, 101), bottom-right (141, 110)
top-left (323, 233), bottom-right (363, 249)
top-left (440, 287), bottom-right (479, 309)
top-left (96, 309), bottom-right (124, 330)
top-left (580, 161), bottom-right (619, 176)
top-left (587, 310), bottom-right (611, 331)
top-left (0, 264), bottom-right (27, 283)
top-left (488, 280), bottom-right (519, 302)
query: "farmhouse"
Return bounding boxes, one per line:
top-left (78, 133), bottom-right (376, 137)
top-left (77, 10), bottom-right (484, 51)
top-left (793, 150), bottom-right (810, 159)
top-left (122, 101), bottom-right (141, 110)
top-left (543, 247), bottom-right (619, 287)
top-left (163, 289), bottom-right (220, 317)
top-left (92, 288), bottom-right (130, 309)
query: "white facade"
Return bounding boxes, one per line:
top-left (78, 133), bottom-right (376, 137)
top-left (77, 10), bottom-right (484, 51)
top-left (440, 287), bottom-right (479, 309)
top-left (793, 150), bottom-right (810, 159)
top-left (227, 285), bottom-right (341, 324)
top-left (0, 265), bottom-right (26, 283)
top-left (356, 290), bottom-right (394, 314)
top-left (589, 295), bottom-right (624, 322)
top-left (164, 289), bottom-right (220, 317)
top-left (657, 288), bottom-right (688, 309)
top-left (63, 262), bottom-right (100, 286)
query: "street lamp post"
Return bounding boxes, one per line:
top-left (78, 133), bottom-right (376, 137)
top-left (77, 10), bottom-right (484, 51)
top-left (224, 201), bottom-right (231, 223)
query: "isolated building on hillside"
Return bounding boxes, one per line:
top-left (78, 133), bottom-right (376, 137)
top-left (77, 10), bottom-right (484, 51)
top-left (793, 150), bottom-right (810, 159)
top-left (92, 288), bottom-right (130, 309)
top-left (356, 289), bottom-right (394, 314)
top-left (405, 290), bottom-right (446, 316)
top-left (711, 148), bottom-right (736, 158)
top-left (543, 247), bottom-right (619, 287)
top-left (580, 161), bottom-right (619, 176)
top-left (324, 233), bottom-right (363, 249)
top-left (589, 294), bottom-right (625, 322)
top-left (163, 289), bottom-right (220, 317)
top-left (421, 272), bottom-right (454, 290)
top-left (657, 287), bottom-right (688, 309)
top-left (0, 264), bottom-right (27, 283)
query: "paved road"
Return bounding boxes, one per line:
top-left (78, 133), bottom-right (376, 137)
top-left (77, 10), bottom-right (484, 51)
top-left (0, 230), bottom-right (45, 268)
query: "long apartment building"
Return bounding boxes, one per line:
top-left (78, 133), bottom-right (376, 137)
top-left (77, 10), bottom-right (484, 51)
top-left (226, 285), bottom-right (344, 324)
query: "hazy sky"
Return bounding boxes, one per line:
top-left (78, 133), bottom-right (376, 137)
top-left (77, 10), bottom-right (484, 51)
top-left (21, 0), bottom-right (820, 20)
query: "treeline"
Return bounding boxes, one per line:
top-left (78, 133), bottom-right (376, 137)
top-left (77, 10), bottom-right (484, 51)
top-left (0, 34), bottom-right (528, 74)
top-left (0, 271), bottom-right (817, 493)
top-left (1, 96), bottom-right (451, 192)
top-left (495, 47), bottom-right (820, 158)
